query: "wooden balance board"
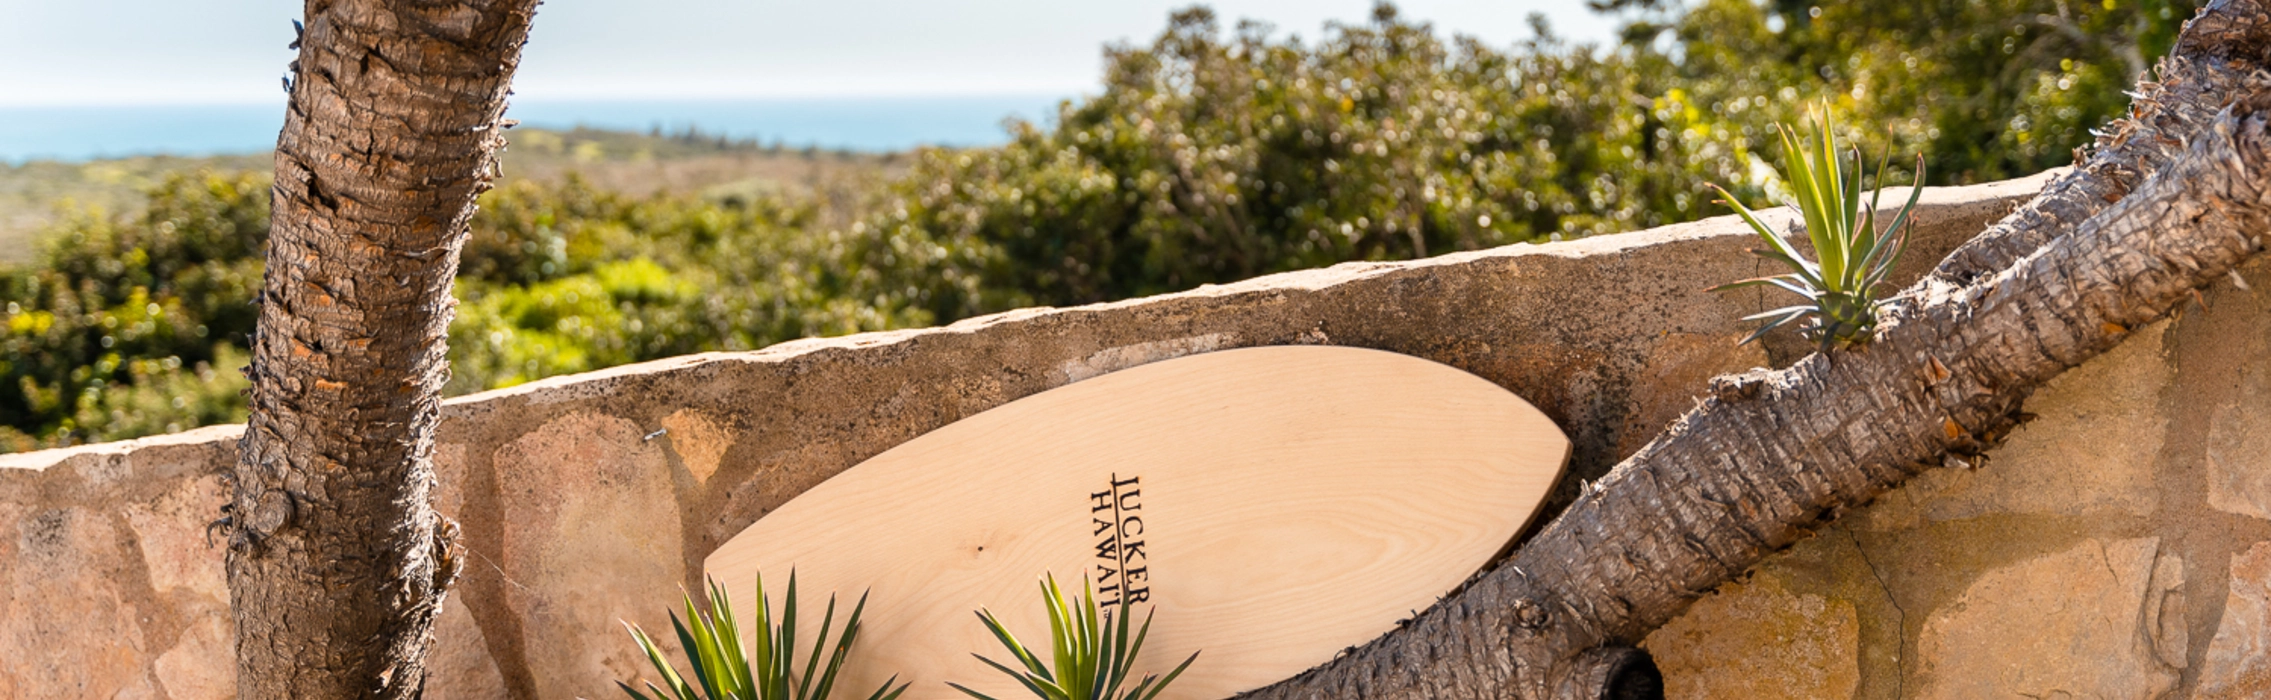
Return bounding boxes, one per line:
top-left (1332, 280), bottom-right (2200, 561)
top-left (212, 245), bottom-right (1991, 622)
top-left (704, 345), bottom-right (1569, 699)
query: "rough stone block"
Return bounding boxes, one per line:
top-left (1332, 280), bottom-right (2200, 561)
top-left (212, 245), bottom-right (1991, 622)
top-left (0, 507), bottom-right (154, 698)
top-left (2200, 541), bottom-right (2271, 697)
top-left (2205, 319), bottom-right (2271, 521)
top-left (1647, 571), bottom-right (1860, 699)
top-left (1857, 321), bottom-right (2171, 531)
top-left (494, 411), bottom-right (685, 698)
top-left (1914, 537), bottom-right (2179, 699)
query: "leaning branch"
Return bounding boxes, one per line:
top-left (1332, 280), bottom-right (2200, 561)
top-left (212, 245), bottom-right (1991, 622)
top-left (1243, 67), bottom-right (2271, 700)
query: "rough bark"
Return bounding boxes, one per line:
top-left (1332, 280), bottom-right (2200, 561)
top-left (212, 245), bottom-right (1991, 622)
top-left (1239, 4), bottom-right (2271, 699)
top-left (225, 1), bottom-right (537, 697)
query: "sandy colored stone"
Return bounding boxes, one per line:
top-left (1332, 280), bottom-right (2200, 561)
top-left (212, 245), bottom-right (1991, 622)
top-left (1056, 332), bottom-right (1236, 383)
top-left (2200, 541), bottom-right (2271, 697)
top-left (2206, 328), bottom-right (2271, 521)
top-left (431, 442), bottom-right (471, 519)
top-left (2147, 550), bottom-right (2188, 671)
top-left (1615, 332), bottom-right (1767, 458)
top-left (426, 593), bottom-right (511, 699)
top-left (113, 678), bottom-right (163, 700)
top-left (661, 408), bottom-right (731, 484)
top-left (1915, 537), bottom-right (2178, 699)
top-left (154, 611), bottom-right (234, 700)
top-left (1858, 323), bottom-right (2169, 532)
top-left (0, 507), bottom-right (153, 698)
top-left (1646, 572), bottom-right (1860, 699)
top-left (495, 411), bottom-right (684, 699)
top-left (0, 501), bottom-right (19, 700)
top-left (121, 473), bottom-right (229, 602)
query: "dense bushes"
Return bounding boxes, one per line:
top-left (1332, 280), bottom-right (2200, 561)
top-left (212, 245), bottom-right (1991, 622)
top-left (874, 6), bottom-right (1766, 318)
top-left (1669, 0), bottom-right (2199, 183)
top-left (446, 176), bottom-right (937, 394)
top-left (873, 0), bottom-right (2196, 317)
top-left (0, 173), bottom-right (264, 450)
top-left (0, 1), bottom-right (2198, 449)
top-left (0, 173), bottom-right (948, 449)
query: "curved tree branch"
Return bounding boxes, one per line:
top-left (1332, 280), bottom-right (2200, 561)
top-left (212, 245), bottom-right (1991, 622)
top-left (1239, 4), bottom-right (2271, 698)
top-left (1250, 89), bottom-right (2271, 700)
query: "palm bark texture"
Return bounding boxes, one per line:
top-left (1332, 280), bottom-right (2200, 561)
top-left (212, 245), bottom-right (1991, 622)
top-left (225, 0), bottom-right (537, 697)
top-left (1241, 2), bottom-right (2271, 698)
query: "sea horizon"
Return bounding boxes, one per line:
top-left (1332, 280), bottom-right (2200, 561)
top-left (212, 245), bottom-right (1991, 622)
top-left (0, 93), bottom-right (1071, 163)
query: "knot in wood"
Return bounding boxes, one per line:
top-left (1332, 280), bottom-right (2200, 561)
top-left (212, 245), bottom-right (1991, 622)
top-left (1707, 368), bottom-right (1774, 402)
top-left (250, 491), bottom-right (295, 535)
top-left (1511, 597), bottom-right (1549, 632)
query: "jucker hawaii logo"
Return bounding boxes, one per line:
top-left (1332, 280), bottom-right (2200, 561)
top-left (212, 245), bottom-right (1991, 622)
top-left (1090, 473), bottom-right (1149, 609)
top-left (702, 346), bottom-right (1571, 698)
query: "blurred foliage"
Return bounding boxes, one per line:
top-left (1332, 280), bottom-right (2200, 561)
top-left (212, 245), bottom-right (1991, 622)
top-left (0, 173), bottom-right (264, 450)
top-left (877, 5), bottom-right (1765, 316)
top-left (446, 175), bottom-right (931, 394)
top-left (0, 1), bottom-right (2201, 449)
top-left (1618, 0), bottom-right (2199, 183)
top-left (877, 0), bottom-right (2197, 316)
top-left (0, 172), bottom-right (934, 449)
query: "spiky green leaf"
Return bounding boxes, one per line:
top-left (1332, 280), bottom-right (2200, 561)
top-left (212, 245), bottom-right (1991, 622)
top-left (1712, 104), bottom-right (1928, 349)
top-left (960, 574), bottom-right (1199, 700)
top-left (618, 571), bottom-right (898, 700)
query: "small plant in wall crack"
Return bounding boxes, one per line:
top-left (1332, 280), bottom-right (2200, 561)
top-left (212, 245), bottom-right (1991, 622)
top-left (1711, 105), bottom-right (1927, 349)
top-left (619, 570), bottom-right (908, 700)
top-left (949, 573), bottom-right (1198, 700)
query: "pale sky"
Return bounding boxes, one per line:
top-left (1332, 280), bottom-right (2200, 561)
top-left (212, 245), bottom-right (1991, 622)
top-left (0, 1), bottom-right (1620, 106)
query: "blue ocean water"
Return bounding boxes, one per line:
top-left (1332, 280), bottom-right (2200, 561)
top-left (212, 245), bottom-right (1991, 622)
top-left (0, 94), bottom-right (1069, 163)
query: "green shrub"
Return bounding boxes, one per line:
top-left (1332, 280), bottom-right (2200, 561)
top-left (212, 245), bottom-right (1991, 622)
top-left (867, 6), bottom-right (1771, 318)
top-left (0, 172), bottom-right (267, 448)
top-left (620, 572), bottom-right (907, 700)
top-left (445, 177), bottom-right (942, 393)
top-left (951, 574), bottom-right (1196, 700)
top-left (0, 172), bottom-right (949, 448)
top-left (1635, 0), bottom-right (2196, 184)
top-left (1711, 107), bottom-right (1924, 348)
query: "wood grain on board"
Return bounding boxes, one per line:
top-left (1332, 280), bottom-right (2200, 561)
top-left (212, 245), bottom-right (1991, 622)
top-left (704, 346), bottom-right (1569, 699)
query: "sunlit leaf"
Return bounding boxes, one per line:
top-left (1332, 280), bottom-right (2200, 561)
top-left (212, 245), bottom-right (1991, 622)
top-left (958, 574), bottom-right (1200, 700)
top-left (1711, 103), bottom-right (1927, 350)
top-left (618, 572), bottom-right (907, 700)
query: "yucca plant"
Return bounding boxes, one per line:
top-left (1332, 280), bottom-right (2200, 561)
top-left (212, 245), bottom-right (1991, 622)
top-left (619, 571), bottom-right (908, 700)
top-left (1711, 106), bottom-right (1927, 349)
top-left (948, 574), bottom-right (1198, 700)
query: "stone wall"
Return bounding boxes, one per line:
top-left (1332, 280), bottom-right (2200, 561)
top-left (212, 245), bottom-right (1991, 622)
top-left (7, 168), bottom-right (2261, 698)
top-left (1642, 223), bottom-right (2271, 695)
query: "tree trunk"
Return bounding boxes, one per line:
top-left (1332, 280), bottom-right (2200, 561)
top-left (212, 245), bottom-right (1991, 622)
top-left (225, 1), bottom-right (537, 697)
top-left (1239, 3), bottom-right (2271, 699)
